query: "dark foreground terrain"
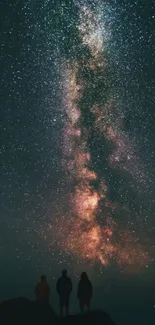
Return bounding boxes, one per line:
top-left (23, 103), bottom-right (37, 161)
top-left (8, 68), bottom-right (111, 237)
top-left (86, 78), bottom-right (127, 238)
top-left (0, 297), bottom-right (116, 325)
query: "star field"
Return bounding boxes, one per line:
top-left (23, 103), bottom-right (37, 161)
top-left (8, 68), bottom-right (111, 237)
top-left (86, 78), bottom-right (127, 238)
top-left (0, 0), bottom-right (155, 310)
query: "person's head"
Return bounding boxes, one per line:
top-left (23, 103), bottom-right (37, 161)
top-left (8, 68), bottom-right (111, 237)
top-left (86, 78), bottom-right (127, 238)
top-left (41, 274), bottom-right (46, 281)
top-left (81, 272), bottom-right (88, 281)
top-left (62, 269), bottom-right (67, 277)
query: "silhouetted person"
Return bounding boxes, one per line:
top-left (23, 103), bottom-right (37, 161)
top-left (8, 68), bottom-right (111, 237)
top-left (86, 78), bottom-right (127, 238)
top-left (77, 272), bottom-right (92, 313)
top-left (35, 275), bottom-right (50, 304)
top-left (56, 269), bottom-right (72, 317)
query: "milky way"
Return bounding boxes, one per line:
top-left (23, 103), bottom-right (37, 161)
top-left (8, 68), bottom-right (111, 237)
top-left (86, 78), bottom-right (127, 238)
top-left (44, 1), bottom-right (154, 273)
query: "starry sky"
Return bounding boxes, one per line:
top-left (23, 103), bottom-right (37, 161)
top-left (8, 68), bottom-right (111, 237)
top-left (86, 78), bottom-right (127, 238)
top-left (0, 0), bottom-right (155, 324)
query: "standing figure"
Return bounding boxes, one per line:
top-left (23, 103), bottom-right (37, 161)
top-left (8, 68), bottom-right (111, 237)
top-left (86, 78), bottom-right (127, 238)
top-left (35, 274), bottom-right (50, 304)
top-left (56, 269), bottom-right (72, 317)
top-left (77, 272), bottom-right (92, 313)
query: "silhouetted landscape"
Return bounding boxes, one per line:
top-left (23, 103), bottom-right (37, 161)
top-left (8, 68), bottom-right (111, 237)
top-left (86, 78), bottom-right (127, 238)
top-left (0, 297), bottom-right (116, 325)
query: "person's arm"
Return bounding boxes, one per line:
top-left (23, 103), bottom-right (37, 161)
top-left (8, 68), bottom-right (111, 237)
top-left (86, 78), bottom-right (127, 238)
top-left (69, 279), bottom-right (72, 293)
top-left (77, 283), bottom-right (80, 298)
top-left (90, 282), bottom-right (93, 297)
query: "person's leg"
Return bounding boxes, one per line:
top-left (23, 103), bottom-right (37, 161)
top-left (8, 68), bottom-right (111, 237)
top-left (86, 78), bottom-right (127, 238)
top-left (59, 297), bottom-right (63, 317)
top-left (86, 299), bottom-right (91, 312)
top-left (79, 300), bottom-right (84, 313)
top-left (65, 297), bottom-right (69, 316)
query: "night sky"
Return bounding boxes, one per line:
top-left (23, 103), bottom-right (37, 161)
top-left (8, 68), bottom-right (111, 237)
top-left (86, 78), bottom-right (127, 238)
top-left (0, 1), bottom-right (155, 324)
